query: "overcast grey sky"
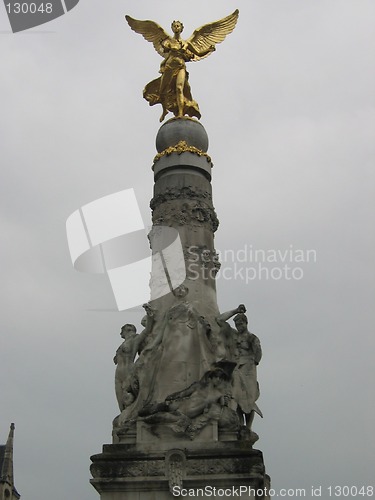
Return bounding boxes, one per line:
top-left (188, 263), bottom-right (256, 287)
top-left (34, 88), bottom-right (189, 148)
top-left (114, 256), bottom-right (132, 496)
top-left (1, 1), bottom-right (374, 499)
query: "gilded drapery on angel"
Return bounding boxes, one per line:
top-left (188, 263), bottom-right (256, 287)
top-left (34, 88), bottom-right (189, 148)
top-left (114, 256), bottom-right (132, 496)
top-left (125, 10), bottom-right (239, 122)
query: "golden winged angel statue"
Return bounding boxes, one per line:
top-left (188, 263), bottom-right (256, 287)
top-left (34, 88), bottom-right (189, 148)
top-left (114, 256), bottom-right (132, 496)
top-left (125, 10), bottom-right (239, 122)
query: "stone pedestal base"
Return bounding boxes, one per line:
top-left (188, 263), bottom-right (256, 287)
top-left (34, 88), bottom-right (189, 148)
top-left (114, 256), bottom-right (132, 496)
top-left (90, 441), bottom-right (270, 500)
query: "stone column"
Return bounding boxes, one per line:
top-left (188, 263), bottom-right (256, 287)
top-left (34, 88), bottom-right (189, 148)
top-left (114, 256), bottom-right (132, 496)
top-left (90, 118), bottom-right (271, 500)
top-left (149, 117), bottom-right (220, 317)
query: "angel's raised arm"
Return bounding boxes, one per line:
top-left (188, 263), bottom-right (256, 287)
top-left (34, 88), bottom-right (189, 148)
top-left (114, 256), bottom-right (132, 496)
top-left (185, 41), bottom-right (216, 59)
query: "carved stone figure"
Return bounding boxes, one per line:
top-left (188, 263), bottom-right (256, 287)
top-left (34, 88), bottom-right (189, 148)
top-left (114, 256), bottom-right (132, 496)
top-left (140, 361), bottom-right (239, 439)
top-left (216, 304), bottom-right (246, 361)
top-left (143, 285), bottom-right (214, 403)
top-left (233, 312), bottom-right (262, 431)
top-left (125, 10), bottom-right (239, 121)
top-left (216, 305), bottom-right (262, 431)
top-left (114, 304), bottom-right (155, 411)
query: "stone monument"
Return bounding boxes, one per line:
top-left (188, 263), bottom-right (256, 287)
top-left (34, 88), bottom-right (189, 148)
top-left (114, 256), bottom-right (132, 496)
top-left (90, 10), bottom-right (271, 499)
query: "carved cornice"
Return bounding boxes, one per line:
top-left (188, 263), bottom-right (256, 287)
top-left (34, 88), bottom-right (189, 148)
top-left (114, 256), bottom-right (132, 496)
top-left (154, 140), bottom-right (212, 163)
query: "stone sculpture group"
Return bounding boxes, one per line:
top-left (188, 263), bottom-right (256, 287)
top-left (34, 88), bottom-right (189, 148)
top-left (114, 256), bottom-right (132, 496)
top-left (113, 298), bottom-right (262, 444)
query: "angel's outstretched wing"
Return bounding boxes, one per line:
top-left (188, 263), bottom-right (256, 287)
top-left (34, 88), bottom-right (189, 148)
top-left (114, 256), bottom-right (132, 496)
top-left (186, 9), bottom-right (239, 61)
top-left (125, 15), bottom-right (170, 57)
